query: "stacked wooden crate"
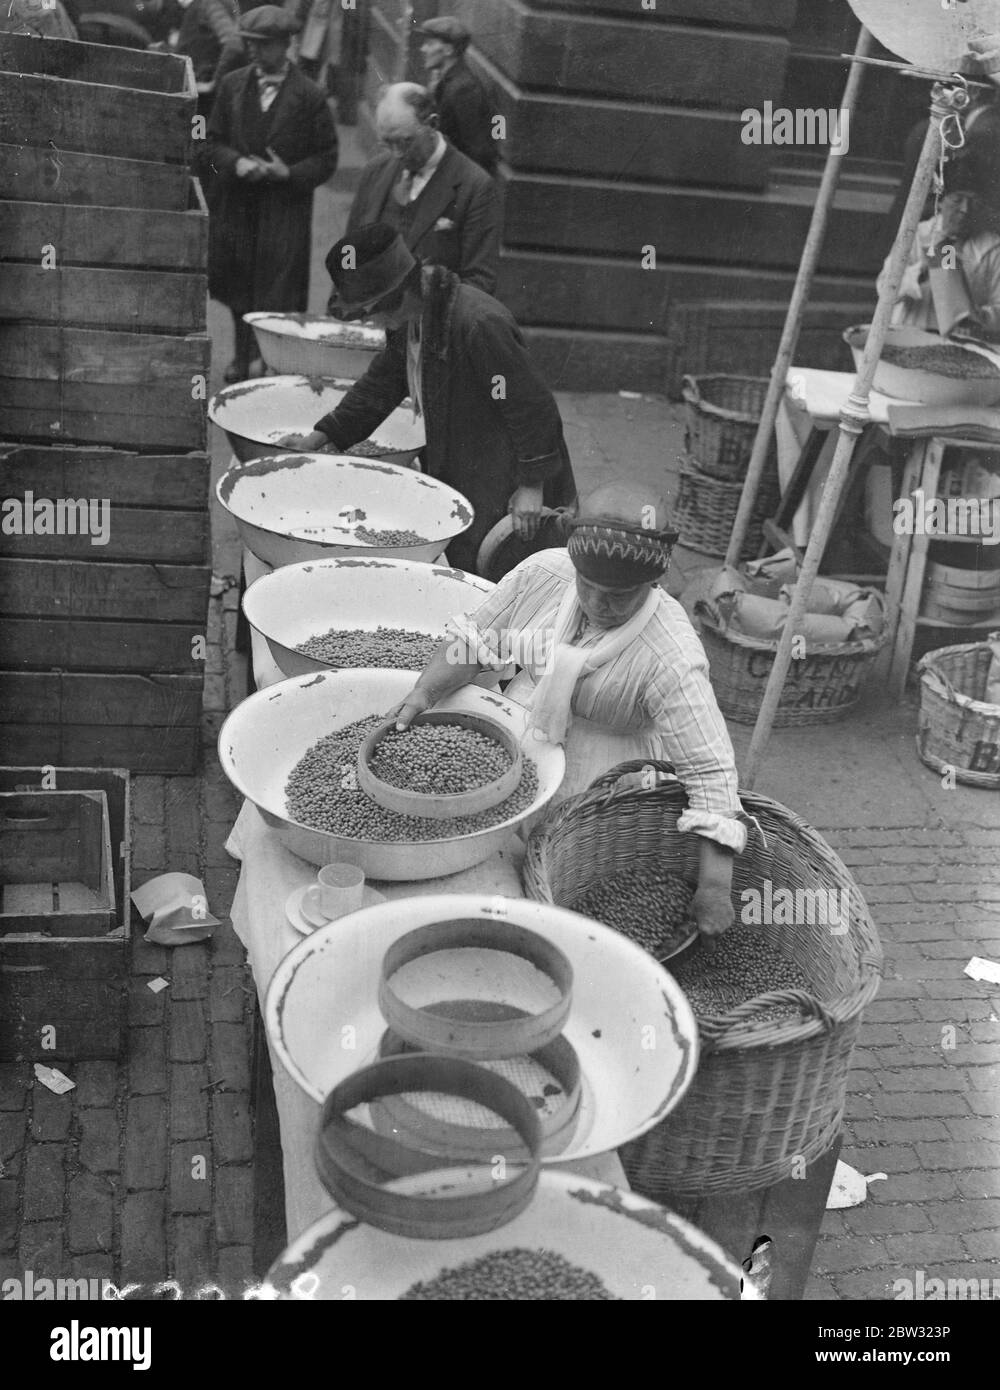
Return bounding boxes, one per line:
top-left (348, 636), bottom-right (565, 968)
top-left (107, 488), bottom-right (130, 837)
top-left (0, 34), bottom-right (210, 774)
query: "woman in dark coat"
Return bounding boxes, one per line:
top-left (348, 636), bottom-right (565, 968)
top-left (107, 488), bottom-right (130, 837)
top-left (203, 5), bottom-right (338, 380)
top-left (284, 224), bottom-right (577, 575)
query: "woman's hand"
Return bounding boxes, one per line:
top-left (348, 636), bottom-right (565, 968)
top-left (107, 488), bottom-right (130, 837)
top-left (509, 484), bottom-right (544, 542)
top-left (275, 429), bottom-right (328, 450)
top-left (691, 882), bottom-right (735, 945)
top-left (389, 686), bottom-right (436, 732)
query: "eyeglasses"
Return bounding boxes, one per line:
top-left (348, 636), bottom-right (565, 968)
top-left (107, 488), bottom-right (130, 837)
top-left (379, 134), bottom-right (420, 154)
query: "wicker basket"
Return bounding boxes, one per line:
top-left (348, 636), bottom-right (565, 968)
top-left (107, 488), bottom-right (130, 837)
top-left (523, 760), bottom-right (883, 1197)
top-left (916, 638), bottom-right (1000, 788)
top-left (674, 456), bottom-right (779, 560)
top-left (694, 606), bottom-right (887, 727)
top-left (681, 374), bottom-right (771, 481)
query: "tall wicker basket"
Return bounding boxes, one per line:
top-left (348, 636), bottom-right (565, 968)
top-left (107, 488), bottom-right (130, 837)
top-left (523, 761), bottom-right (882, 1197)
top-left (681, 374), bottom-right (771, 480)
top-left (916, 638), bottom-right (1000, 789)
top-left (674, 456), bottom-right (780, 560)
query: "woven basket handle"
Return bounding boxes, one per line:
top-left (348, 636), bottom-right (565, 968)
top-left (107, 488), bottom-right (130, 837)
top-left (917, 657), bottom-right (959, 704)
top-left (681, 375), bottom-right (701, 407)
top-left (580, 759), bottom-right (683, 811)
top-left (698, 988), bottom-right (837, 1050)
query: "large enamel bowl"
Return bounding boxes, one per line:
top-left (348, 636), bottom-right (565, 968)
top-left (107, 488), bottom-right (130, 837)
top-left (216, 453), bottom-right (473, 567)
top-left (263, 1170), bottom-right (739, 1300)
top-left (263, 892), bottom-right (701, 1161)
top-left (844, 324), bottom-right (1000, 408)
top-left (207, 375), bottom-right (425, 465)
top-left (241, 556), bottom-right (494, 678)
top-left (217, 669), bottom-right (564, 878)
top-left (243, 313), bottom-right (385, 380)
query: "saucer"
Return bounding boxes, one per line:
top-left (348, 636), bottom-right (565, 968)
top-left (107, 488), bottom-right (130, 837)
top-left (285, 883), bottom-right (386, 936)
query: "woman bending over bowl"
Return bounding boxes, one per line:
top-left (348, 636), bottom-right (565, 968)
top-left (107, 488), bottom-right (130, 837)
top-left (394, 483), bottom-right (747, 942)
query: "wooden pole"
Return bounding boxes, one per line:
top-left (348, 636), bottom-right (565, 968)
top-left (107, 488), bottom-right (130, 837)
top-left (742, 81), bottom-right (965, 788)
top-left (724, 26), bottom-right (874, 570)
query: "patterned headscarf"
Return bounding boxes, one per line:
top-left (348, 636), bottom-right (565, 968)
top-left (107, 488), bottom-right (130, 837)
top-left (566, 515), bottom-right (678, 587)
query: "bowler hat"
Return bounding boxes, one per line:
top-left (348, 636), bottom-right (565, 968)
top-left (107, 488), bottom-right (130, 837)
top-left (325, 224), bottom-right (417, 319)
top-left (416, 16), bottom-right (470, 50)
top-left (239, 5), bottom-right (300, 40)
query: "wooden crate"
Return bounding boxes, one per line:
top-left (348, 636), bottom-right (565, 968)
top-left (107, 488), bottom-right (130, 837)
top-left (0, 34), bottom-right (196, 165)
top-left (0, 767), bottom-right (129, 1063)
top-left (0, 326), bottom-right (209, 449)
top-left (0, 142), bottom-right (194, 212)
top-left (0, 766), bottom-right (130, 921)
top-left (1, 790), bottom-right (114, 936)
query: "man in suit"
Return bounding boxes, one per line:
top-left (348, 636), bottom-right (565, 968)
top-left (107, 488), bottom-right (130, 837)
top-left (203, 4), bottom-right (339, 381)
top-left (418, 15), bottom-right (499, 176)
top-left (345, 82), bottom-right (499, 296)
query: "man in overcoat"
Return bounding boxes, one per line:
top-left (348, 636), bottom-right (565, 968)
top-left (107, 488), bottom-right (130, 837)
top-left (418, 15), bottom-right (499, 176)
top-left (344, 83), bottom-right (499, 295)
top-left (283, 224), bottom-right (576, 575)
top-left (203, 4), bottom-right (339, 380)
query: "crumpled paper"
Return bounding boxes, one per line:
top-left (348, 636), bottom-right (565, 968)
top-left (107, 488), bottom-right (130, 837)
top-left (131, 872), bottom-right (220, 947)
top-left (826, 1160), bottom-right (888, 1209)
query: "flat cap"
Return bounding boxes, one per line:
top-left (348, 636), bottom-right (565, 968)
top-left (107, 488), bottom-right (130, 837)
top-left (238, 5), bottom-right (301, 39)
top-left (416, 16), bottom-right (470, 49)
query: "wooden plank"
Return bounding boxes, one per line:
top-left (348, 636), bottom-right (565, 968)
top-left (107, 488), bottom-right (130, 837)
top-left (0, 933), bottom-right (126, 976)
top-left (0, 265), bottom-right (207, 333)
top-left (0, 672), bottom-right (204, 728)
top-left (3, 884), bottom-right (54, 914)
top-left (0, 789), bottom-right (114, 935)
top-left (521, 326), bottom-right (670, 394)
top-left (0, 618), bottom-right (203, 672)
top-left (502, 175), bottom-right (890, 273)
top-left (3, 592), bottom-right (194, 658)
top-left (0, 72), bottom-right (194, 164)
top-left (0, 445), bottom-right (210, 511)
top-left (450, 1), bottom-right (791, 107)
top-left (0, 325), bottom-right (209, 448)
top-left (0, 509), bottom-right (209, 564)
top-left (0, 143), bottom-right (191, 212)
top-left (0, 196), bottom-right (207, 271)
top-left (0, 32), bottom-right (192, 94)
top-left (875, 437), bottom-right (933, 688)
top-left (888, 438), bottom-right (946, 700)
top-left (0, 558), bottom-right (211, 623)
top-left (0, 723), bottom-right (200, 776)
top-left (0, 324), bottom-right (209, 383)
top-left (0, 767), bottom-right (129, 933)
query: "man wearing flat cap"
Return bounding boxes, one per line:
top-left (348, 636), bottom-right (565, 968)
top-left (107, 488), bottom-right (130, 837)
top-left (418, 16), bottom-right (499, 176)
top-left (280, 223), bottom-right (576, 575)
top-left (203, 4), bottom-right (339, 381)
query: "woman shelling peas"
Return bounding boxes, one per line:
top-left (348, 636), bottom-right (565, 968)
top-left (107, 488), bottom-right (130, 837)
top-left (394, 483), bottom-right (747, 941)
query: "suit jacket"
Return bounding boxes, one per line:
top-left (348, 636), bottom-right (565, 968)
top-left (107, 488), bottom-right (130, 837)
top-left (346, 141), bottom-right (499, 295)
top-left (434, 57), bottom-right (499, 175)
top-left (203, 64), bottom-right (338, 312)
top-left (312, 266), bottom-right (576, 574)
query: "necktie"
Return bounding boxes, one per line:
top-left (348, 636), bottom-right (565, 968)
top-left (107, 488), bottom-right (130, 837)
top-left (393, 168), bottom-right (414, 207)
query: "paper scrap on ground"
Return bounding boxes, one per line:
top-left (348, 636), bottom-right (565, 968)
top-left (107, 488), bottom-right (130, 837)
top-left (131, 872), bottom-right (221, 946)
top-left (147, 978), bottom-right (170, 994)
top-left (618, 390), bottom-right (642, 400)
top-left (964, 956), bottom-right (1000, 985)
top-left (33, 1064), bottom-right (75, 1095)
top-left (826, 1160), bottom-right (888, 1209)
